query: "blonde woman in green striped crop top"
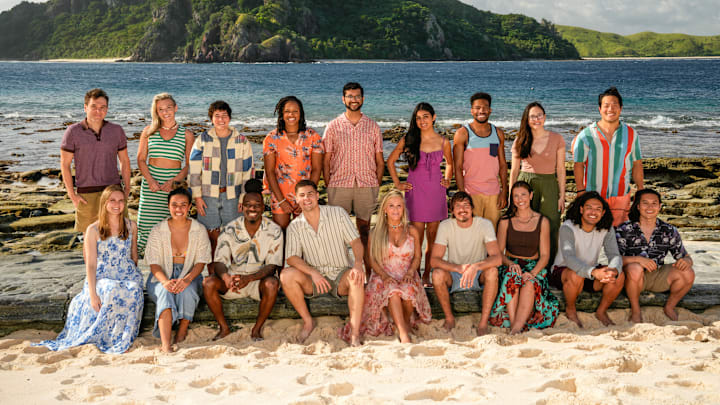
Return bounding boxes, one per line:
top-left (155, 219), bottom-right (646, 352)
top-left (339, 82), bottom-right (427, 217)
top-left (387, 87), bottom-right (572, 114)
top-left (136, 93), bottom-right (195, 256)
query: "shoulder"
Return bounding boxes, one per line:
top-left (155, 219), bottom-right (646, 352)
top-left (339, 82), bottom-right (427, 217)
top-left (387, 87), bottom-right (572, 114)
top-left (362, 115), bottom-right (381, 130)
top-left (262, 217), bottom-right (283, 237)
top-left (550, 131), bottom-right (565, 145)
top-left (473, 216), bottom-right (494, 230)
top-left (494, 125), bottom-right (505, 139)
top-left (189, 218), bottom-right (207, 233)
top-left (407, 225), bottom-right (421, 240)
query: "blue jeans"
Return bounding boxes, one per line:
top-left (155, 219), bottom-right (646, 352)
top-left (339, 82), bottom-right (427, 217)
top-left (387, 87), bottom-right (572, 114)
top-left (197, 193), bottom-right (239, 230)
top-left (450, 269), bottom-right (483, 293)
top-left (146, 263), bottom-right (203, 338)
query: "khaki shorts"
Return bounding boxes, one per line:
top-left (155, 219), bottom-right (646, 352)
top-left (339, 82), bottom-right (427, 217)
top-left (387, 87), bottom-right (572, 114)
top-left (221, 279), bottom-right (261, 301)
top-left (643, 263), bottom-right (674, 292)
top-left (328, 187), bottom-right (379, 222)
top-left (470, 193), bottom-right (500, 230)
top-left (75, 191), bottom-right (103, 232)
top-left (305, 267), bottom-right (351, 299)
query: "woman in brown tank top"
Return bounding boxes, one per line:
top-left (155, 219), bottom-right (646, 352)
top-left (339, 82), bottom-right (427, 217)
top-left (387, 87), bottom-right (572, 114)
top-left (489, 181), bottom-right (559, 333)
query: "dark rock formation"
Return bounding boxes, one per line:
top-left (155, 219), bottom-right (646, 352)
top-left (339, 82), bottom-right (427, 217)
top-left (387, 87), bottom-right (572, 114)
top-left (131, 0), bottom-right (193, 62)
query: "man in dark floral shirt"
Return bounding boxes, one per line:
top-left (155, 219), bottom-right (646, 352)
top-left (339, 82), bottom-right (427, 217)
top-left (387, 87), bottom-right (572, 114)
top-left (616, 189), bottom-right (695, 323)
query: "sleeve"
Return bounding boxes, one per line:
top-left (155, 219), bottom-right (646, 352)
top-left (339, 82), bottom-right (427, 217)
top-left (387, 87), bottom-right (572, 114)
top-left (604, 228), bottom-right (623, 272)
top-left (188, 135), bottom-right (204, 197)
top-left (571, 132), bottom-right (588, 163)
top-left (668, 225), bottom-right (689, 261)
top-left (614, 224), bottom-right (629, 256)
top-left (195, 224), bottom-right (212, 264)
top-left (337, 207), bottom-right (361, 243)
top-left (322, 122), bottom-right (334, 154)
top-left (60, 126), bottom-right (75, 152)
top-left (284, 223), bottom-right (303, 264)
top-left (265, 225), bottom-right (284, 267)
top-left (262, 132), bottom-right (277, 156)
top-left (144, 224), bottom-right (164, 267)
top-left (214, 229), bottom-right (233, 268)
top-left (116, 126), bottom-right (127, 151)
top-left (558, 225), bottom-right (595, 279)
top-left (480, 218), bottom-right (497, 243)
top-left (556, 132), bottom-right (566, 151)
top-left (434, 221), bottom-right (449, 246)
top-left (630, 125), bottom-right (642, 161)
top-left (309, 129), bottom-right (324, 153)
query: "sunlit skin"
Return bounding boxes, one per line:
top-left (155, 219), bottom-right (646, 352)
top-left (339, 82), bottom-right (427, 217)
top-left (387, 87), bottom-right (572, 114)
top-left (471, 99), bottom-right (491, 124)
top-left (599, 95), bottom-right (622, 126)
top-left (342, 89), bottom-right (364, 112)
top-left (83, 97), bottom-right (108, 129)
top-left (283, 101), bottom-right (300, 133)
top-left (579, 198), bottom-right (605, 231)
top-left (157, 99), bottom-right (178, 128)
top-left (211, 110), bottom-right (231, 137)
top-left (295, 186), bottom-right (319, 213)
top-left (452, 200), bottom-right (473, 224)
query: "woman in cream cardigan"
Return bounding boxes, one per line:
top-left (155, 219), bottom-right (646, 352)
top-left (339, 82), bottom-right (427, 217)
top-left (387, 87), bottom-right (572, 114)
top-left (145, 187), bottom-right (211, 352)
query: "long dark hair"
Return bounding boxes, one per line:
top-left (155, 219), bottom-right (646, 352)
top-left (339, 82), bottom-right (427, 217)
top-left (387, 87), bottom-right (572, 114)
top-left (274, 96), bottom-right (307, 134)
top-left (516, 101), bottom-right (545, 159)
top-left (628, 188), bottom-right (662, 222)
top-left (403, 102), bottom-right (435, 170)
top-left (503, 181), bottom-right (533, 219)
top-left (565, 191), bottom-right (613, 231)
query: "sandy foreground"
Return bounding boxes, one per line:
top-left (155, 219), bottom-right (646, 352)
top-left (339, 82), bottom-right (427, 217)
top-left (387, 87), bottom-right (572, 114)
top-left (1, 307), bottom-right (719, 404)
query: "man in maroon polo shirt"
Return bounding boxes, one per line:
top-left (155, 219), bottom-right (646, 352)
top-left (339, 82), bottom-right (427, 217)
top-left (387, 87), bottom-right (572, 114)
top-left (60, 88), bottom-right (132, 234)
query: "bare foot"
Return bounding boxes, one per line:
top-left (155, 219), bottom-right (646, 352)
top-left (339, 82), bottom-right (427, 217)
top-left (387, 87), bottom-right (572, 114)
top-left (629, 310), bottom-right (643, 323)
top-left (509, 327), bottom-right (523, 335)
top-left (476, 323), bottom-right (489, 336)
top-left (297, 320), bottom-right (315, 344)
top-left (442, 317), bottom-right (456, 332)
top-left (212, 328), bottom-right (231, 341)
top-left (398, 332), bottom-right (411, 343)
top-left (350, 335), bottom-right (362, 347)
top-left (566, 309), bottom-right (584, 328)
top-left (174, 330), bottom-right (188, 344)
top-left (160, 345), bottom-right (175, 353)
top-left (251, 325), bottom-right (264, 341)
top-left (664, 305), bottom-right (679, 321)
top-left (595, 310), bottom-right (615, 326)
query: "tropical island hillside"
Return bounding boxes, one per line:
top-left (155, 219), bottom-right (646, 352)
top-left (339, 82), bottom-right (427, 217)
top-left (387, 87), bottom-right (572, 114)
top-left (557, 25), bottom-right (720, 58)
top-left (0, 0), bottom-right (579, 61)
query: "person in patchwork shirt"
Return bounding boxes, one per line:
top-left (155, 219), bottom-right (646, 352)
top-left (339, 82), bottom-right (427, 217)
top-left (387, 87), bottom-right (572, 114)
top-left (189, 101), bottom-right (254, 275)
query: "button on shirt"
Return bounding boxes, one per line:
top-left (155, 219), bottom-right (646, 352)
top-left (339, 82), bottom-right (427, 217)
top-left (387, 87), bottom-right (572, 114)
top-left (322, 113), bottom-right (382, 188)
top-left (215, 217), bottom-right (284, 276)
top-left (60, 119), bottom-right (126, 188)
top-left (615, 219), bottom-right (688, 266)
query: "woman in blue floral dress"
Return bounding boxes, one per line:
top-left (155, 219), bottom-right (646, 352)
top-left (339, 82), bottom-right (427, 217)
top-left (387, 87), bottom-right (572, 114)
top-left (36, 185), bottom-right (144, 354)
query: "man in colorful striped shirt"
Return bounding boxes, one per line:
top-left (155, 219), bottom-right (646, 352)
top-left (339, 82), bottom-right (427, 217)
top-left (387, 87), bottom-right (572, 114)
top-left (572, 87), bottom-right (644, 226)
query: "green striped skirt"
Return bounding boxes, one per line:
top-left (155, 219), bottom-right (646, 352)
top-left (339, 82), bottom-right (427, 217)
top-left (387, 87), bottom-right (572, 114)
top-left (137, 165), bottom-right (181, 256)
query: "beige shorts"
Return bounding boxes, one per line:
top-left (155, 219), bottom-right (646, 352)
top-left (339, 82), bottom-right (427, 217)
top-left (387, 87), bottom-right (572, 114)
top-left (328, 186), bottom-right (379, 222)
top-left (305, 267), bottom-right (351, 299)
top-left (75, 191), bottom-right (103, 232)
top-left (606, 194), bottom-right (632, 227)
top-left (221, 279), bottom-right (261, 301)
top-left (643, 263), bottom-right (674, 292)
top-left (470, 193), bottom-right (500, 230)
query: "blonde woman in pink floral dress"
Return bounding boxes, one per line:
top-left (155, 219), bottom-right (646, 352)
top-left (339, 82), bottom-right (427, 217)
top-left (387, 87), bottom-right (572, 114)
top-left (341, 190), bottom-right (432, 343)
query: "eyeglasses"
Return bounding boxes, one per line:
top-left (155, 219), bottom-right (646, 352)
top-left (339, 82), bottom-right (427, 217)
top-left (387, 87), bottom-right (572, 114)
top-left (529, 113), bottom-right (545, 121)
top-left (344, 95), bottom-right (363, 100)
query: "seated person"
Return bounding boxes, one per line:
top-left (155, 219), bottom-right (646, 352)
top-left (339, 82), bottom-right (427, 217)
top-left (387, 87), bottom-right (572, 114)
top-left (549, 191), bottom-right (625, 327)
top-left (145, 187), bottom-right (211, 352)
top-left (616, 188), bottom-right (695, 322)
top-left (202, 179), bottom-right (283, 341)
top-left (490, 181), bottom-right (559, 334)
top-left (280, 180), bottom-right (365, 346)
top-left (430, 191), bottom-right (502, 336)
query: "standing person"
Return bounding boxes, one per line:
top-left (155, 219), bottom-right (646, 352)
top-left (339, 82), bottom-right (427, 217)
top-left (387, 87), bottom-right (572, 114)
top-left (509, 102), bottom-right (566, 263)
top-left (263, 96), bottom-right (323, 229)
top-left (489, 181), bottom-right (558, 334)
top-left (453, 92), bottom-right (508, 229)
top-left (387, 102), bottom-right (453, 286)
top-left (189, 101), bottom-right (254, 274)
top-left (549, 191), bottom-right (625, 327)
top-left (280, 180), bottom-right (365, 346)
top-left (340, 190), bottom-right (432, 343)
top-left (60, 89), bottom-right (131, 234)
top-left (430, 191), bottom-right (502, 335)
top-left (144, 187), bottom-right (211, 353)
top-left (35, 185), bottom-right (143, 354)
top-left (136, 93), bottom-right (194, 255)
top-left (322, 82), bottom-right (384, 275)
top-left (202, 180), bottom-right (283, 341)
top-left (616, 189), bottom-right (695, 323)
top-left (572, 86), bottom-right (644, 226)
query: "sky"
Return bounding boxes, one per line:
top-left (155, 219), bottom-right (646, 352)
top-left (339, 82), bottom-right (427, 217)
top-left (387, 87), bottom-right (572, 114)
top-left (1, 0), bottom-right (718, 36)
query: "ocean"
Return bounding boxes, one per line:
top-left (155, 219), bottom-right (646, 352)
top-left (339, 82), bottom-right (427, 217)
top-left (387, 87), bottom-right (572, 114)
top-left (1, 59), bottom-right (719, 171)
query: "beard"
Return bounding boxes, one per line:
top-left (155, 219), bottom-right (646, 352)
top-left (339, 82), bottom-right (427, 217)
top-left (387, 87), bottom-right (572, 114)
top-left (344, 100), bottom-right (363, 112)
top-left (473, 116), bottom-right (489, 124)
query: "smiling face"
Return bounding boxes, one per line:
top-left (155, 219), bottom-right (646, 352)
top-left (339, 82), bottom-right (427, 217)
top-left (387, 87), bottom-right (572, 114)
top-left (384, 195), bottom-right (405, 224)
top-left (211, 109), bottom-right (231, 132)
top-left (471, 98), bottom-right (491, 124)
top-left (242, 193), bottom-right (264, 225)
top-left (415, 109), bottom-right (436, 132)
top-left (580, 198), bottom-right (605, 228)
top-left (512, 186), bottom-right (533, 211)
top-left (295, 185), bottom-right (319, 213)
top-left (452, 198), bottom-right (473, 224)
top-left (84, 96), bottom-right (108, 125)
top-left (637, 193), bottom-right (661, 222)
top-left (527, 106), bottom-right (546, 131)
top-left (282, 101), bottom-right (300, 131)
top-left (599, 95), bottom-right (622, 125)
top-left (342, 88), bottom-right (364, 112)
top-left (105, 190), bottom-right (125, 217)
top-left (156, 98), bottom-right (178, 127)
top-left (168, 193), bottom-right (190, 220)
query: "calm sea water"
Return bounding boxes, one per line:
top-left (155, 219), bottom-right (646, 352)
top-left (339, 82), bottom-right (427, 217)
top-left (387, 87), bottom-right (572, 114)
top-left (1, 59), bottom-right (719, 171)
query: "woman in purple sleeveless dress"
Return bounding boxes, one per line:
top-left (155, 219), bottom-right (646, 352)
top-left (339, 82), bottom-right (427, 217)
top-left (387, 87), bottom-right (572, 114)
top-left (388, 102), bottom-right (453, 286)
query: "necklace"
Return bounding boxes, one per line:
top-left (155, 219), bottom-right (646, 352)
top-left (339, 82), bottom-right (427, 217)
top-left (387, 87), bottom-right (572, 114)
top-left (514, 214), bottom-right (535, 224)
top-left (161, 122), bottom-right (178, 130)
top-left (389, 222), bottom-right (402, 230)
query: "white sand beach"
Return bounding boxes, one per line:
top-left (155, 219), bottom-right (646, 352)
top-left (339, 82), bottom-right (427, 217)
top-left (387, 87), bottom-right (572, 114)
top-left (2, 306), bottom-right (719, 404)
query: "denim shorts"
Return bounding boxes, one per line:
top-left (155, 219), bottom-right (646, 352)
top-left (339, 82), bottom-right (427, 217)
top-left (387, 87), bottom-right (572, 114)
top-left (450, 269), bottom-right (483, 293)
top-left (197, 193), bottom-right (240, 230)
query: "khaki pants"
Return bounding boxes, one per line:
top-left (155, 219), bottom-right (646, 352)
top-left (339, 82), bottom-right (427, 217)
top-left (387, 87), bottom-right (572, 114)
top-left (470, 193), bottom-right (500, 230)
top-left (75, 191), bottom-right (103, 233)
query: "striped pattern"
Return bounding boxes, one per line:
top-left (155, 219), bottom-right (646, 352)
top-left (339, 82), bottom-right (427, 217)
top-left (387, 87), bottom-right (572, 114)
top-left (137, 165), bottom-right (180, 255)
top-left (147, 126), bottom-right (186, 162)
top-left (322, 113), bottom-right (382, 187)
top-left (285, 205), bottom-right (360, 279)
top-left (572, 122), bottom-right (642, 199)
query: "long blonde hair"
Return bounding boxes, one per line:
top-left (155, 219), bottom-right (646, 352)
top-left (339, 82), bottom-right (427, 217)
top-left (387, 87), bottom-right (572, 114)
top-left (97, 184), bottom-right (129, 241)
top-left (370, 189), bottom-right (409, 266)
top-left (149, 93), bottom-right (177, 134)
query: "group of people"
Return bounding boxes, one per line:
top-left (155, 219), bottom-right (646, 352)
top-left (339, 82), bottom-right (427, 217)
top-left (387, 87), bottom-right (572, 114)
top-left (37, 83), bottom-right (695, 354)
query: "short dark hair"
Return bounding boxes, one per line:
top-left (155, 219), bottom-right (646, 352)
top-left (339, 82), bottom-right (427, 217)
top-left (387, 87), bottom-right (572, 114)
top-left (343, 82), bottom-right (364, 97)
top-left (628, 188), bottom-right (662, 222)
top-left (470, 92), bottom-right (491, 107)
top-left (449, 191), bottom-right (474, 213)
top-left (565, 191), bottom-right (614, 231)
top-left (244, 178), bottom-right (263, 196)
top-left (84, 88), bottom-right (108, 105)
top-left (167, 187), bottom-right (192, 204)
top-left (598, 86), bottom-right (623, 107)
top-left (274, 96), bottom-right (307, 133)
top-left (295, 179), bottom-right (317, 193)
top-left (208, 100), bottom-right (232, 120)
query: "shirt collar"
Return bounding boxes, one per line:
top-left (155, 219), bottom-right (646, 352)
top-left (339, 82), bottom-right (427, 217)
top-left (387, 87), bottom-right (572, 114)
top-left (81, 119), bottom-right (107, 138)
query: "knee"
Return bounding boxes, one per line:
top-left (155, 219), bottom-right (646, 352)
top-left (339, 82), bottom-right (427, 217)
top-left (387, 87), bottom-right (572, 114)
top-left (262, 276), bottom-right (280, 292)
top-left (280, 267), bottom-right (301, 287)
top-left (624, 263), bottom-right (644, 283)
top-left (432, 269), bottom-right (450, 287)
top-left (676, 266), bottom-right (695, 286)
top-left (484, 267), bottom-right (499, 282)
top-left (203, 275), bottom-right (219, 290)
top-left (562, 271), bottom-right (583, 288)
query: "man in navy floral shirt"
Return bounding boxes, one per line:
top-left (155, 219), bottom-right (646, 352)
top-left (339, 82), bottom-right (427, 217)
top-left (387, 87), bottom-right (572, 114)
top-left (616, 189), bottom-right (695, 323)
